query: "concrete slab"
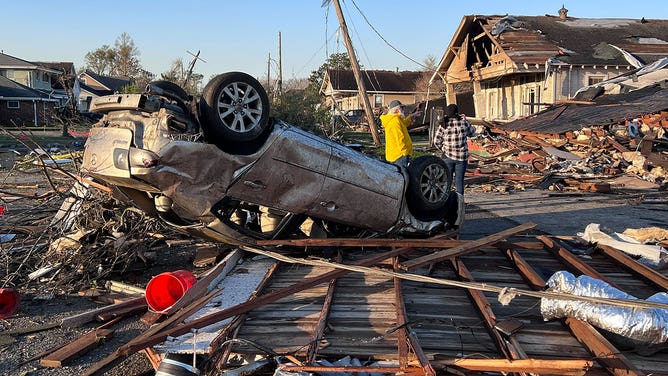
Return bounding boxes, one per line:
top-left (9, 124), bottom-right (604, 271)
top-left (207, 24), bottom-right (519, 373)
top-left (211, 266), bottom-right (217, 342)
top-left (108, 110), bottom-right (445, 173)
top-left (461, 189), bottom-right (668, 239)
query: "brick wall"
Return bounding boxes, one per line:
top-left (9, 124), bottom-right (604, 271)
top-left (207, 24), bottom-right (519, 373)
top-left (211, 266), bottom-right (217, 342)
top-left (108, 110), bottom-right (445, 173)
top-left (0, 100), bottom-right (57, 127)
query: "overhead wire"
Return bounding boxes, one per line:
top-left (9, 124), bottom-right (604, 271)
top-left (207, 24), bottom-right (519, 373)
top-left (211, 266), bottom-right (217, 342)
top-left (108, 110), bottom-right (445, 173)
top-left (349, 0), bottom-right (429, 71)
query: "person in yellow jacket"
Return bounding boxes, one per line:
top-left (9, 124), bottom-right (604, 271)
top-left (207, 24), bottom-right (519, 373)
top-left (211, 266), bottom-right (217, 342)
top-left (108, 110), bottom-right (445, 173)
top-left (380, 100), bottom-right (415, 167)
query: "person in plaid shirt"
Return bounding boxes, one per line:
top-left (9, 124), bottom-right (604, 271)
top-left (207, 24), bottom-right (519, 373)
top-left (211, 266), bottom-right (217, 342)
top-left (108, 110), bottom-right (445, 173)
top-left (433, 104), bottom-right (475, 196)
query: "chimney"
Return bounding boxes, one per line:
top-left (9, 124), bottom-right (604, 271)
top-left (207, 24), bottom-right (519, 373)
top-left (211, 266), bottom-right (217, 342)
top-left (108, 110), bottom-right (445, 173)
top-left (559, 5), bottom-right (568, 20)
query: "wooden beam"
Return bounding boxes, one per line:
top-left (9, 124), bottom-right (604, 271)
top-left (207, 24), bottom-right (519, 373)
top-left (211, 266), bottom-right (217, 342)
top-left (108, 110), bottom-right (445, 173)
top-left (401, 223), bottom-right (536, 270)
top-left (502, 249), bottom-right (642, 376)
top-left (431, 358), bottom-right (593, 375)
top-left (536, 236), bottom-right (620, 289)
top-left (61, 296), bottom-right (146, 328)
top-left (306, 258), bottom-right (339, 364)
top-left (257, 235), bottom-right (462, 248)
top-left (394, 258), bottom-right (435, 376)
top-left (279, 365), bottom-right (425, 376)
top-left (40, 329), bottom-right (114, 367)
top-left (450, 258), bottom-right (524, 361)
top-left (597, 244), bottom-right (668, 291)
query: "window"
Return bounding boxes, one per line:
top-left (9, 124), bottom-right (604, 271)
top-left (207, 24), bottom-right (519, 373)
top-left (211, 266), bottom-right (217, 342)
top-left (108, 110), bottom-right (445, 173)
top-left (588, 76), bottom-right (605, 85)
top-left (373, 94), bottom-right (383, 107)
top-left (8, 101), bottom-right (20, 109)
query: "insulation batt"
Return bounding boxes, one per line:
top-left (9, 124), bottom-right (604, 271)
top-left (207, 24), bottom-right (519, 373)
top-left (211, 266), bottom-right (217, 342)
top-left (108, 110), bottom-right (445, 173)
top-left (540, 271), bottom-right (668, 345)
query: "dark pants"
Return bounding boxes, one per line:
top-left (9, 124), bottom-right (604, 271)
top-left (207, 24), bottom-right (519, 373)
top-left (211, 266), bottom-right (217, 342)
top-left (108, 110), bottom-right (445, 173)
top-left (443, 158), bottom-right (468, 195)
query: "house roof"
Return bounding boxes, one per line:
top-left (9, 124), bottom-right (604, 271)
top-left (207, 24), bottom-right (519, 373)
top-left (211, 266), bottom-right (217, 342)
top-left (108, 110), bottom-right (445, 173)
top-left (35, 61), bottom-right (76, 75)
top-left (0, 52), bottom-right (62, 74)
top-left (501, 15), bottom-right (668, 66)
top-left (79, 82), bottom-right (113, 97)
top-left (0, 75), bottom-right (58, 100)
top-left (82, 70), bottom-right (132, 92)
top-left (435, 14), bottom-right (668, 80)
top-left (324, 69), bottom-right (423, 94)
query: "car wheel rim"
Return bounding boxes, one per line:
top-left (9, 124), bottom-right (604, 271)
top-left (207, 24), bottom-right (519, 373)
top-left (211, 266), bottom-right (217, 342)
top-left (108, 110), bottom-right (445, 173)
top-left (216, 81), bottom-right (264, 133)
top-left (420, 164), bottom-right (448, 204)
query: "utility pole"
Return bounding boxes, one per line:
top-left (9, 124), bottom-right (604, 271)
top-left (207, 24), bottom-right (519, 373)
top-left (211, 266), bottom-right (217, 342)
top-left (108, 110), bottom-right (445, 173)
top-left (267, 52), bottom-right (271, 96)
top-left (278, 32), bottom-right (283, 97)
top-left (331, 0), bottom-right (380, 146)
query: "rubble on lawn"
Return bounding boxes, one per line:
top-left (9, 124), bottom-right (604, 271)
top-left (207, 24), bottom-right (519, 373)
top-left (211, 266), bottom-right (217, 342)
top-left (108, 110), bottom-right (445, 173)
top-left (464, 110), bottom-right (668, 194)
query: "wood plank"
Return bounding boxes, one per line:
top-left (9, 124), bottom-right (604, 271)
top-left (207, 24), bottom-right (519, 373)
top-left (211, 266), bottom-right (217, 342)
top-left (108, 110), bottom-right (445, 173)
top-left (401, 223), bottom-right (536, 270)
top-left (394, 258), bottom-right (435, 375)
top-left (258, 237), bottom-right (464, 248)
top-left (306, 265), bottom-right (337, 364)
top-left (431, 358), bottom-right (593, 375)
top-left (597, 244), bottom-right (668, 291)
top-left (535, 235), bottom-right (619, 289)
top-left (40, 329), bottom-right (114, 367)
top-left (60, 296), bottom-right (146, 328)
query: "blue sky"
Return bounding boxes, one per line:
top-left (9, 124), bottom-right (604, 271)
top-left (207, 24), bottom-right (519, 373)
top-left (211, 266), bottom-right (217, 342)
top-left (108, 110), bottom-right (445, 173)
top-left (2, 1), bottom-right (667, 82)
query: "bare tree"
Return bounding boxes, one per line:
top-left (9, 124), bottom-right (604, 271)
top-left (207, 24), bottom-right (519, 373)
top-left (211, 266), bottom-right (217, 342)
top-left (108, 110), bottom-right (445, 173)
top-left (111, 32), bottom-right (141, 77)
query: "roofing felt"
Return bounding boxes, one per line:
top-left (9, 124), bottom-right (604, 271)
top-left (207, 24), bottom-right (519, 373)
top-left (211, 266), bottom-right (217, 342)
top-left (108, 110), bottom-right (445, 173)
top-left (83, 70), bottom-right (132, 92)
top-left (326, 69), bottom-right (423, 93)
top-left (0, 75), bottom-right (54, 99)
top-left (500, 84), bottom-right (668, 133)
top-left (480, 15), bottom-right (668, 67)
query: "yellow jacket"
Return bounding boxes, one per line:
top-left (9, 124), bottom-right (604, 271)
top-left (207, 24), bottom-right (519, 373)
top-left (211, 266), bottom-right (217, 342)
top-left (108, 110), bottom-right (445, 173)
top-left (380, 113), bottom-right (413, 162)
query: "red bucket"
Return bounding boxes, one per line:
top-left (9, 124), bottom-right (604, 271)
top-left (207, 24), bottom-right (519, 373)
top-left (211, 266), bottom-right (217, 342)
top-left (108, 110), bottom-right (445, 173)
top-left (0, 288), bottom-right (20, 319)
top-left (145, 270), bottom-right (197, 312)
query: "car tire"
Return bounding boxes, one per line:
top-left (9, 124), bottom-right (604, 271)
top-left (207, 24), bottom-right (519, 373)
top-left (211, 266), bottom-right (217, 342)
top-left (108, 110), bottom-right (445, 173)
top-left (200, 72), bottom-right (270, 143)
top-left (406, 155), bottom-right (452, 220)
top-left (149, 80), bottom-right (190, 102)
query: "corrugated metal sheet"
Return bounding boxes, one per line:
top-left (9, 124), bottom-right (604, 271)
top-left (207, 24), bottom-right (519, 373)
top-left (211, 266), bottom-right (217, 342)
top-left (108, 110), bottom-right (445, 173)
top-left (500, 85), bottom-right (668, 133)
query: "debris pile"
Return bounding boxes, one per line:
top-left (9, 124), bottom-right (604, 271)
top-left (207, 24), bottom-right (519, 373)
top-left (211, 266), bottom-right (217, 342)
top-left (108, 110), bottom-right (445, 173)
top-left (465, 112), bottom-right (668, 193)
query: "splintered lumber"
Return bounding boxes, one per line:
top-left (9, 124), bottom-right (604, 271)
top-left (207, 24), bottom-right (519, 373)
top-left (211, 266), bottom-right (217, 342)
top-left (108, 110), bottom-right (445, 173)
top-left (596, 244), bottom-right (668, 291)
top-left (40, 329), bottom-right (114, 367)
top-left (60, 296), bottom-right (146, 328)
top-left (401, 223), bottom-right (536, 270)
top-left (430, 358), bottom-right (593, 375)
top-left (82, 247), bottom-right (413, 376)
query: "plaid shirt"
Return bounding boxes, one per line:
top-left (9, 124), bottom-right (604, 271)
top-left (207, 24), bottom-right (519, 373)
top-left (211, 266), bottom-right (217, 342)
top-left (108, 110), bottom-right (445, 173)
top-left (433, 117), bottom-right (475, 161)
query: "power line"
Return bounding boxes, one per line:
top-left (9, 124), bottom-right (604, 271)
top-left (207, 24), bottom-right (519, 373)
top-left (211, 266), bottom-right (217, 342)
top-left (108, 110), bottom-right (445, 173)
top-left (349, 0), bottom-right (429, 70)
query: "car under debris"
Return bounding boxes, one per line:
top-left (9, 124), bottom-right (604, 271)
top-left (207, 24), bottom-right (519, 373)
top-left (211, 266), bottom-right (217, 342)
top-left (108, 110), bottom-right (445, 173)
top-left (81, 72), bottom-right (463, 246)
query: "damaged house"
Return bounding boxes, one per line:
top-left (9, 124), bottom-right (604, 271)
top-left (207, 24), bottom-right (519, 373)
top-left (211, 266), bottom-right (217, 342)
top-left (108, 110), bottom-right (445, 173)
top-left (431, 7), bottom-right (668, 122)
top-left (320, 68), bottom-right (437, 112)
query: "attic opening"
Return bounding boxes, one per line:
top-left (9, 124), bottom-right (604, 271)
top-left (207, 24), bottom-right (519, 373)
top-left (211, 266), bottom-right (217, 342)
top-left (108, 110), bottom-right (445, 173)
top-left (467, 21), bottom-right (493, 69)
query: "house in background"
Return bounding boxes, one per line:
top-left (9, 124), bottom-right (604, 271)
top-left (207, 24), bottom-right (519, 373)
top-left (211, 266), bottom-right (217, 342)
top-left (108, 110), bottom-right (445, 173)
top-left (0, 52), bottom-right (69, 104)
top-left (432, 7), bottom-right (668, 122)
top-left (321, 69), bottom-right (437, 113)
top-left (0, 75), bottom-right (59, 126)
top-left (77, 70), bottom-right (133, 111)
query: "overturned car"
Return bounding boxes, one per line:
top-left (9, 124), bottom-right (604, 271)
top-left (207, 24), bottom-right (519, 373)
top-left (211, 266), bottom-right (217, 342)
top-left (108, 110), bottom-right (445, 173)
top-left (81, 72), bottom-right (463, 246)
